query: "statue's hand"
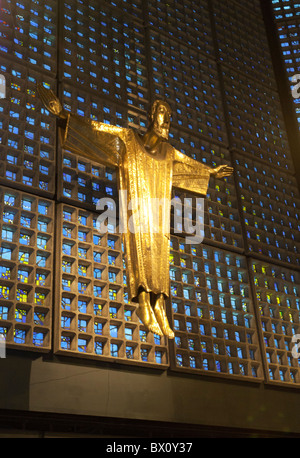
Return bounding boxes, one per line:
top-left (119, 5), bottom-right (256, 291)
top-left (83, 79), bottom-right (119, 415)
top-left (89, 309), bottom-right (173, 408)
top-left (37, 83), bottom-right (67, 119)
top-left (212, 164), bottom-right (234, 179)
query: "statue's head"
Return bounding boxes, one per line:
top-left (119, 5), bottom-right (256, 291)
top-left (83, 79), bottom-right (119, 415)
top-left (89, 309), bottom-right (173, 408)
top-left (149, 99), bottom-right (172, 140)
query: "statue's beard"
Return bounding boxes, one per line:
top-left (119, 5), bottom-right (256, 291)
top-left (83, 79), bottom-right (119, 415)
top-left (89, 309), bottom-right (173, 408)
top-left (153, 121), bottom-right (169, 140)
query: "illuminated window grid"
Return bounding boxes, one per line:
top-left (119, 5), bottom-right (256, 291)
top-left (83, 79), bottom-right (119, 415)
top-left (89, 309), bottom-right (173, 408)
top-left (149, 32), bottom-right (228, 146)
top-left (61, 84), bottom-right (148, 130)
top-left (58, 89), bottom-right (147, 210)
top-left (169, 237), bottom-right (263, 380)
top-left (205, 177), bottom-right (243, 250)
top-left (61, 1), bottom-right (149, 107)
top-left (222, 68), bottom-right (294, 172)
top-left (146, 0), bottom-right (214, 55)
top-left (171, 183), bottom-right (243, 253)
top-left (169, 131), bottom-right (242, 250)
top-left (272, 0), bottom-right (300, 20)
top-left (250, 260), bottom-right (300, 385)
top-left (235, 154), bottom-right (300, 267)
top-left (102, 0), bottom-right (143, 20)
top-left (276, 20), bottom-right (300, 77)
top-left (170, 130), bottom-right (230, 167)
top-left (213, 0), bottom-right (275, 88)
top-left (0, 58), bottom-right (56, 197)
top-left (58, 148), bottom-right (119, 211)
top-left (0, 186), bottom-right (53, 351)
top-left (0, 0), bottom-right (57, 75)
top-left (275, 19), bottom-right (300, 59)
top-left (55, 203), bottom-right (169, 368)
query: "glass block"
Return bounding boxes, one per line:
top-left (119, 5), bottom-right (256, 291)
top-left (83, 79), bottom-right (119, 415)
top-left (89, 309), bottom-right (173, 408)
top-left (146, 0), bottom-right (213, 55)
top-left (0, 186), bottom-right (53, 351)
top-left (251, 259), bottom-right (300, 385)
top-left (0, 0), bottom-right (57, 74)
top-left (0, 58), bottom-right (56, 197)
top-left (54, 203), bottom-right (169, 368)
top-left (169, 236), bottom-right (264, 380)
top-left (235, 154), bottom-right (300, 267)
top-left (57, 91), bottom-right (147, 211)
top-left (149, 31), bottom-right (228, 146)
top-left (61, 2), bottom-right (148, 106)
top-left (222, 69), bottom-right (294, 172)
top-left (214, 0), bottom-right (276, 88)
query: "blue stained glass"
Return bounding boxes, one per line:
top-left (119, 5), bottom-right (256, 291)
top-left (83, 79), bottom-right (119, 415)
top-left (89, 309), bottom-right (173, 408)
top-left (110, 324), bottom-right (118, 338)
top-left (38, 219), bottom-right (48, 232)
top-left (61, 335), bottom-right (71, 350)
top-left (34, 312), bottom-right (46, 326)
top-left (95, 341), bottom-right (103, 355)
top-left (155, 351), bottom-right (163, 364)
top-left (93, 251), bottom-right (102, 263)
top-left (125, 327), bottom-right (133, 340)
top-left (0, 327), bottom-right (7, 338)
top-left (0, 247), bottom-right (12, 260)
top-left (78, 319), bottom-right (87, 332)
top-left (111, 343), bottom-right (119, 357)
top-left (94, 322), bottom-right (103, 335)
top-left (141, 348), bottom-right (148, 361)
top-left (0, 266), bottom-right (10, 279)
top-left (61, 315), bottom-right (71, 329)
top-left (23, 175), bottom-right (33, 186)
top-left (18, 269), bottom-right (29, 283)
top-left (36, 254), bottom-right (47, 267)
top-left (20, 215), bottom-right (32, 228)
top-left (0, 306), bottom-right (8, 320)
top-left (94, 303), bottom-right (103, 316)
top-left (3, 211), bottom-right (15, 223)
top-left (38, 202), bottom-right (49, 215)
top-left (33, 332), bottom-right (44, 347)
top-left (176, 354), bottom-right (183, 367)
top-left (78, 300), bottom-right (87, 313)
top-left (19, 251), bottom-right (29, 264)
top-left (94, 285), bottom-right (102, 297)
top-left (126, 346), bottom-right (134, 359)
top-left (14, 328), bottom-right (25, 344)
top-left (61, 296), bottom-right (71, 310)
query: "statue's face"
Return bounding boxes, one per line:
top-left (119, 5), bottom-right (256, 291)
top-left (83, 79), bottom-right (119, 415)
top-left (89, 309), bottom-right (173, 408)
top-left (153, 103), bottom-right (171, 140)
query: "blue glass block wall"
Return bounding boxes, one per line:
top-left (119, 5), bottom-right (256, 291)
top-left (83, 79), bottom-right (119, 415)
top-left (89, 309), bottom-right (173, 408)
top-left (0, 0), bottom-right (300, 386)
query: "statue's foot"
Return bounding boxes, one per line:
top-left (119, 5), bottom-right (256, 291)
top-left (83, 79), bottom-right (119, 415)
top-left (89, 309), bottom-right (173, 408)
top-left (136, 292), bottom-right (163, 336)
top-left (154, 294), bottom-right (175, 339)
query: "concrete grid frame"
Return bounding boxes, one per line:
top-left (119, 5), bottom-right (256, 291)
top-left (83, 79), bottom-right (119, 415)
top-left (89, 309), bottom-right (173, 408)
top-left (0, 0), bottom-right (300, 386)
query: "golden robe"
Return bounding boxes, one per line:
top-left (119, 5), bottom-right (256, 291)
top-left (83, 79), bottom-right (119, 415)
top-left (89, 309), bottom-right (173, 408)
top-left (62, 114), bottom-right (212, 302)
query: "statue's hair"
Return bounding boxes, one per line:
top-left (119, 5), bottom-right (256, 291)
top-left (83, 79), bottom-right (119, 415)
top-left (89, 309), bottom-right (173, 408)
top-left (149, 99), bottom-right (172, 122)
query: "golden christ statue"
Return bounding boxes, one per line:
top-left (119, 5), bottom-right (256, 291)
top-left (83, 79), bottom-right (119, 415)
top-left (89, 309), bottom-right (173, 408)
top-left (38, 85), bottom-right (233, 339)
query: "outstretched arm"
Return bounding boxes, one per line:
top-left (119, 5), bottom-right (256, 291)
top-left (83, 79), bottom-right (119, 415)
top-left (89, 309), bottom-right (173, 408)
top-left (172, 149), bottom-right (233, 196)
top-left (37, 84), bottom-right (125, 168)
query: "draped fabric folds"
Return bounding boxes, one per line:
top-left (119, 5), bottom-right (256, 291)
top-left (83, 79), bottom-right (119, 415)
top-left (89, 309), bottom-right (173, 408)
top-left (63, 114), bottom-right (212, 302)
